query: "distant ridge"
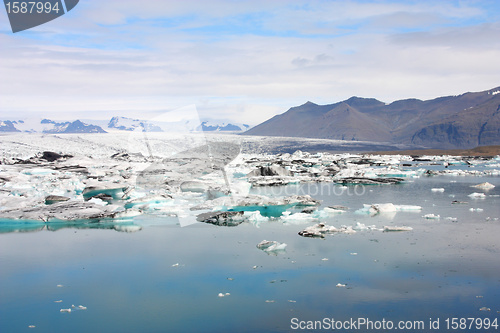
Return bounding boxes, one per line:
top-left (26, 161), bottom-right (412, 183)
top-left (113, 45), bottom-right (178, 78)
top-left (0, 119), bottom-right (106, 134)
top-left (245, 87), bottom-right (500, 149)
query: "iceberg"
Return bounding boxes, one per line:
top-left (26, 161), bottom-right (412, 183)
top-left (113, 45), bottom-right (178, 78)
top-left (383, 225), bottom-right (413, 232)
top-left (256, 240), bottom-right (287, 253)
top-left (471, 182), bottom-right (495, 190)
top-left (468, 192), bottom-right (486, 199)
top-left (298, 222), bottom-right (356, 238)
top-left (196, 211), bottom-right (245, 226)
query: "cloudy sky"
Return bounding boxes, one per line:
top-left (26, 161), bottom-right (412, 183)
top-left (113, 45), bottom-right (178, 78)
top-left (1, 0), bottom-right (500, 124)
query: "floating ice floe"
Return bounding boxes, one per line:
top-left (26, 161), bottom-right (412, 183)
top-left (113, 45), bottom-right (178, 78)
top-left (356, 203), bottom-right (422, 216)
top-left (334, 177), bottom-right (404, 185)
top-left (281, 211), bottom-right (318, 224)
top-left (431, 188), bottom-right (445, 192)
top-left (298, 222), bottom-right (356, 238)
top-left (336, 283), bottom-right (346, 288)
top-left (383, 226), bottom-right (413, 232)
top-left (60, 308), bottom-right (71, 313)
top-left (256, 240), bottom-right (287, 254)
top-left (196, 211), bottom-right (245, 226)
top-left (452, 200), bottom-right (468, 204)
top-left (471, 182), bottom-right (495, 190)
top-left (323, 205), bottom-right (348, 213)
top-left (423, 214), bottom-right (440, 219)
top-left (469, 208), bottom-right (484, 212)
top-left (218, 293), bottom-right (230, 297)
top-left (468, 192), bottom-right (486, 199)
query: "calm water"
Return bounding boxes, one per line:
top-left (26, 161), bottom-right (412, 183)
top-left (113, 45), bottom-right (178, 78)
top-left (1, 175), bottom-right (500, 332)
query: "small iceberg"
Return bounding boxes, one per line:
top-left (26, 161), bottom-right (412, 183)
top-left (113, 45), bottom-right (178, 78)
top-left (196, 211), bottom-right (245, 227)
top-left (471, 182), bottom-right (495, 190)
top-left (431, 188), bottom-right (445, 192)
top-left (468, 192), bottom-right (486, 199)
top-left (383, 225), bottom-right (413, 232)
top-left (256, 240), bottom-right (287, 254)
top-left (423, 214), bottom-right (440, 219)
top-left (281, 211), bottom-right (318, 224)
top-left (298, 222), bottom-right (356, 238)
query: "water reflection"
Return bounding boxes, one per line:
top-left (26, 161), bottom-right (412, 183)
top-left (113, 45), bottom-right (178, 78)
top-left (0, 219), bottom-right (142, 233)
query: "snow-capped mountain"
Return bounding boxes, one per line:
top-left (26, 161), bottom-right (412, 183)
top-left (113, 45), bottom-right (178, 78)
top-left (197, 121), bottom-right (251, 132)
top-left (108, 116), bottom-right (163, 132)
top-left (107, 116), bottom-right (251, 133)
top-left (0, 118), bottom-right (107, 133)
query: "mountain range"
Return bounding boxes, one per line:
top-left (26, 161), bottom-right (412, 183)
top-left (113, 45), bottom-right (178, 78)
top-left (0, 117), bottom-right (250, 134)
top-left (245, 87), bottom-right (500, 149)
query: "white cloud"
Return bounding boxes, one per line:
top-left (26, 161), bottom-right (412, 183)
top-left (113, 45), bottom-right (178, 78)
top-left (0, 0), bottom-right (499, 124)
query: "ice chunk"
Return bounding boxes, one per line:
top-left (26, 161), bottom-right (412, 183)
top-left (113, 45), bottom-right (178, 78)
top-left (281, 212), bottom-right (318, 224)
top-left (113, 225), bottom-right (142, 233)
top-left (468, 192), bottom-right (486, 199)
top-left (247, 165), bottom-right (292, 177)
top-left (298, 222), bottom-right (356, 238)
top-left (197, 211), bottom-right (245, 226)
top-left (336, 283), bottom-right (346, 288)
top-left (431, 188), bottom-right (445, 192)
top-left (371, 203), bottom-right (397, 213)
top-left (244, 211), bottom-right (269, 224)
top-left (394, 205), bottom-right (422, 211)
top-left (60, 308), bottom-right (71, 313)
top-left (383, 226), bottom-right (413, 232)
top-left (179, 181), bottom-right (209, 193)
top-left (471, 182), bottom-right (495, 190)
top-left (423, 214), bottom-right (440, 219)
top-left (256, 240), bottom-right (287, 253)
top-left (45, 195), bottom-right (70, 205)
top-left (323, 206), bottom-right (347, 214)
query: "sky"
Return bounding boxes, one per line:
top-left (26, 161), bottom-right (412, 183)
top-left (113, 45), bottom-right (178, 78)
top-left (1, 0), bottom-right (500, 124)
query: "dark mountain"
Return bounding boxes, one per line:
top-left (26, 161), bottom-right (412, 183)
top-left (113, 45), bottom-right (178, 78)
top-left (245, 87), bottom-right (500, 148)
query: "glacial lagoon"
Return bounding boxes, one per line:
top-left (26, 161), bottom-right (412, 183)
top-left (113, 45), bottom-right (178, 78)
top-left (1, 134), bottom-right (500, 332)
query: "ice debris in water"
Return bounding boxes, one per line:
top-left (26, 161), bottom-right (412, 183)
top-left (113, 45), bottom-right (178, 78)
top-left (196, 211), bottom-right (245, 226)
top-left (336, 283), bottom-right (346, 288)
top-left (383, 226), bottom-right (413, 232)
top-left (469, 208), bottom-right (484, 212)
top-left (471, 182), bottom-right (495, 190)
top-left (256, 240), bottom-right (287, 253)
top-left (356, 203), bottom-right (421, 216)
top-left (431, 188), bottom-right (445, 192)
top-left (60, 308), bottom-right (71, 313)
top-left (218, 293), bottom-right (230, 297)
top-left (298, 222), bottom-right (356, 238)
top-left (468, 192), bottom-right (486, 199)
top-left (423, 214), bottom-right (440, 219)
top-left (281, 211), bottom-right (318, 224)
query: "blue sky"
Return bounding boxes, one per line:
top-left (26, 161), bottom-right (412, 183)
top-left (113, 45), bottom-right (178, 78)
top-left (1, 0), bottom-right (500, 124)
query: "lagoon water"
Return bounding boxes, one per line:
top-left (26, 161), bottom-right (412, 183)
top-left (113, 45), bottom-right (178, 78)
top-left (1, 174), bottom-right (500, 332)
